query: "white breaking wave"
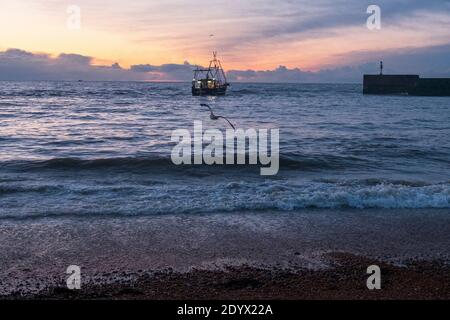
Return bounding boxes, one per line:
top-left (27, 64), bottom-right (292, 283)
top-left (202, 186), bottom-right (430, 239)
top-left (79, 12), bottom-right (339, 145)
top-left (209, 180), bottom-right (450, 210)
top-left (1, 179), bottom-right (449, 219)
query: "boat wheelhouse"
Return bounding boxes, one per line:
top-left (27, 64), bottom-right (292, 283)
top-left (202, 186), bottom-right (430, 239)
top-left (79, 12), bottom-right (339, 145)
top-left (192, 52), bottom-right (229, 96)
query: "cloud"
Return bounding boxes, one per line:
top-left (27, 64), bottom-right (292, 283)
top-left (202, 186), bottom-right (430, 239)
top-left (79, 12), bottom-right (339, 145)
top-left (130, 61), bottom-right (194, 80)
top-left (0, 48), bottom-right (201, 81)
top-left (57, 53), bottom-right (92, 66)
top-left (140, 0), bottom-right (450, 56)
top-left (4, 1), bottom-right (450, 71)
top-left (227, 43), bottom-right (450, 82)
top-left (0, 49), bottom-right (146, 81)
top-left (226, 64), bottom-right (377, 83)
top-left (0, 45), bottom-right (449, 83)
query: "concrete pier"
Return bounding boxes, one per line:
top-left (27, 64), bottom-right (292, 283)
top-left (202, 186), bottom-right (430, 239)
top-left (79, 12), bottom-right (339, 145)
top-left (363, 75), bottom-right (450, 96)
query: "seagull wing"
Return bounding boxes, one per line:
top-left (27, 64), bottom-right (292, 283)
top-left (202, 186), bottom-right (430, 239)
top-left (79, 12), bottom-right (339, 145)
top-left (217, 116), bottom-right (235, 130)
top-left (200, 103), bottom-right (213, 112)
top-left (201, 103), bottom-right (217, 118)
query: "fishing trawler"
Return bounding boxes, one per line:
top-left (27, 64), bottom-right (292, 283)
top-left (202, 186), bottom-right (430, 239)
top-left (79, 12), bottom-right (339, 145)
top-left (192, 52), bottom-right (230, 96)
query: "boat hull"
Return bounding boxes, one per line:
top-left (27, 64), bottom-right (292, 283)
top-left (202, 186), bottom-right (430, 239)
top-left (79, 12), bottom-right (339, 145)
top-left (192, 86), bottom-right (227, 96)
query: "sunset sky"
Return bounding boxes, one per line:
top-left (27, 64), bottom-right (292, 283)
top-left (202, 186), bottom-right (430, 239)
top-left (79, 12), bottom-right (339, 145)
top-left (1, 0), bottom-right (449, 81)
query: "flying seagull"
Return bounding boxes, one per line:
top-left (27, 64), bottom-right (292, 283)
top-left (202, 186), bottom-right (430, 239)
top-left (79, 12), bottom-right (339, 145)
top-left (200, 103), bottom-right (235, 130)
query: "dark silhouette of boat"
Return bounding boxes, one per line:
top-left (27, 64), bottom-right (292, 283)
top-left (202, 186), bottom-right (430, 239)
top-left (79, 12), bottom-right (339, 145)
top-left (192, 52), bottom-right (229, 96)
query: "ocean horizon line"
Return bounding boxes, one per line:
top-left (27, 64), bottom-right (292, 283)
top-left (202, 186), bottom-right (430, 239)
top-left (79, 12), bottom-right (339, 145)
top-left (0, 79), bottom-right (362, 85)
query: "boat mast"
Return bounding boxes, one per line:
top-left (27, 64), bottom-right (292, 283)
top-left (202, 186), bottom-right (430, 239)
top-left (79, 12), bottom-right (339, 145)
top-left (208, 51), bottom-right (228, 85)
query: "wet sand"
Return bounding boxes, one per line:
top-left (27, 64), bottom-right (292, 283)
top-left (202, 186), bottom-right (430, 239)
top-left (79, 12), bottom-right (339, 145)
top-left (1, 209), bottom-right (449, 299)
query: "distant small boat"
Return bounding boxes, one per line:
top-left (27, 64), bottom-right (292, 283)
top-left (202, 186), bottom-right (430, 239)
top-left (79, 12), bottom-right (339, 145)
top-left (192, 52), bottom-right (229, 96)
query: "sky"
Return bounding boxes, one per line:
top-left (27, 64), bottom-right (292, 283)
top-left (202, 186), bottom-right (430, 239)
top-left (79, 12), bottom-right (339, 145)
top-left (0, 0), bottom-right (449, 82)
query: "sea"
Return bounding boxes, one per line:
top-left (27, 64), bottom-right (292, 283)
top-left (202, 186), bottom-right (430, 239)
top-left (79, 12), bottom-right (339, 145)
top-left (0, 81), bottom-right (449, 219)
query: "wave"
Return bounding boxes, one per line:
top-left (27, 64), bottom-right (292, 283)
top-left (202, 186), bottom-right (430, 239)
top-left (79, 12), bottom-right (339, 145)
top-left (314, 178), bottom-right (434, 187)
top-left (0, 153), bottom-right (370, 172)
top-left (0, 184), bottom-right (62, 195)
top-left (212, 180), bottom-right (450, 210)
top-left (0, 89), bottom-right (78, 98)
top-left (1, 157), bottom-right (172, 171)
top-left (0, 88), bottom-right (148, 99)
top-left (1, 179), bottom-right (449, 220)
top-left (280, 154), bottom-right (369, 169)
top-left (230, 88), bottom-right (260, 95)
